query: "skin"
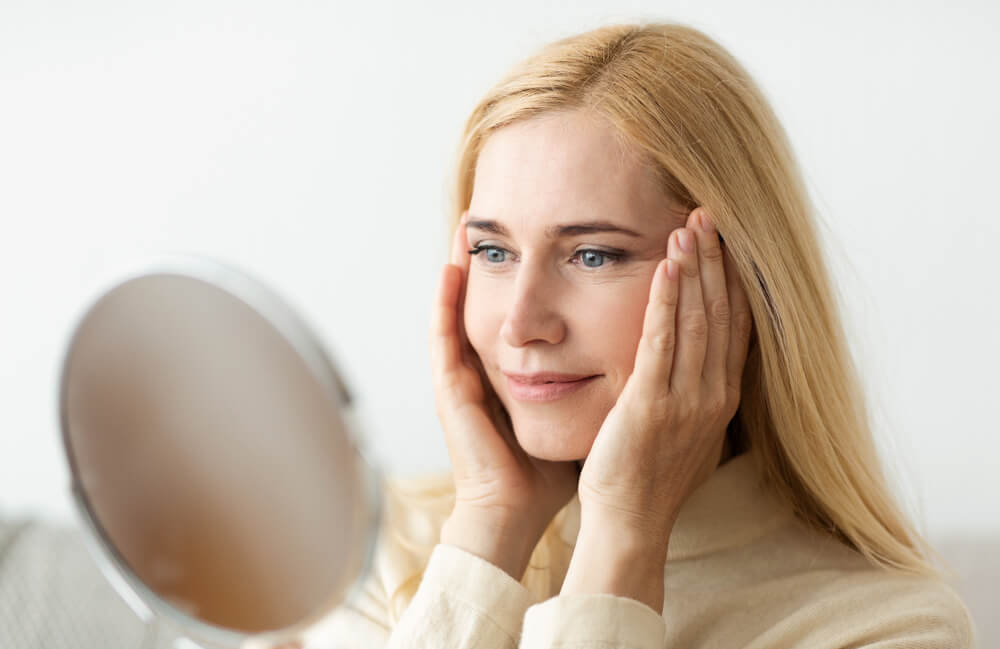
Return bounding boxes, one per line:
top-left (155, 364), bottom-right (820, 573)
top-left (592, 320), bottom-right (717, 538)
top-left (464, 109), bottom-right (707, 465)
top-left (437, 108), bottom-right (753, 612)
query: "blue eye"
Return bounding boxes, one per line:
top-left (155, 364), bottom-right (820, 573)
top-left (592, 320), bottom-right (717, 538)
top-left (467, 245), bottom-right (625, 269)
top-left (475, 245), bottom-right (509, 264)
top-left (577, 249), bottom-right (617, 268)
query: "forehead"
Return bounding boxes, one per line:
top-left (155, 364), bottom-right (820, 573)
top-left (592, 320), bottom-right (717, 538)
top-left (470, 110), bottom-right (674, 235)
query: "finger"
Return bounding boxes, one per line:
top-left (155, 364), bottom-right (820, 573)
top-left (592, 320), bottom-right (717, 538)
top-left (450, 211), bottom-right (474, 365)
top-left (632, 254), bottom-right (679, 395)
top-left (485, 382), bottom-right (520, 451)
top-left (429, 211), bottom-right (477, 397)
top-left (669, 225), bottom-right (708, 394)
top-left (450, 211), bottom-right (493, 382)
top-left (451, 209), bottom-right (470, 267)
top-left (723, 244), bottom-right (754, 397)
top-left (430, 260), bottom-right (499, 472)
top-left (429, 262), bottom-right (466, 394)
top-left (689, 207), bottom-right (730, 391)
top-left (429, 210), bottom-right (469, 369)
top-left (430, 211), bottom-right (491, 409)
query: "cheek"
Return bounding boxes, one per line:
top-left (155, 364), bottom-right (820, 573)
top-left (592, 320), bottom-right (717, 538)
top-left (462, 279), bottom-right (494, 356)
top-left (587, 283), bottom-right (649, 375)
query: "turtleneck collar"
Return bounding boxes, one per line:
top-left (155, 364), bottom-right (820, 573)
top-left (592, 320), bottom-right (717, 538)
top-left (556, 449), bottom-right (794, 561)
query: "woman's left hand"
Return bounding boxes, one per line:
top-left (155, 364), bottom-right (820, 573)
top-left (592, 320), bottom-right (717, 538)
top-left (576, 206), bottom-right (754, 545)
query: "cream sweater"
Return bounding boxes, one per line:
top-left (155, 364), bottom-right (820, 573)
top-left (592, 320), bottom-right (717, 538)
top-left (302, 450), bottom-right (978, 648)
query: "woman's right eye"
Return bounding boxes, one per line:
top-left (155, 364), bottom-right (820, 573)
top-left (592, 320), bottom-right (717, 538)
top-left (468, 244), bottom-right (511, 264)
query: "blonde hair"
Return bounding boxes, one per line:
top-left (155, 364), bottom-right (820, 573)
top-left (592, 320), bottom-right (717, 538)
top-left (380, 19), bottom-right (953, 624)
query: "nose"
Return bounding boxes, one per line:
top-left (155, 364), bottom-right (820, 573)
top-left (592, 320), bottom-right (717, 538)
top-left (499, 258), bottom-right (566, 348)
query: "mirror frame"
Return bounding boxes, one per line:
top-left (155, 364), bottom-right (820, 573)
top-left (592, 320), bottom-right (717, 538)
top-left (57, 253), bottom-right (384, 649)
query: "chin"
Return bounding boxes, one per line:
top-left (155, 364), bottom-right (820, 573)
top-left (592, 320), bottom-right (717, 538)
top-left (511, 418), bottom-right (594, 462)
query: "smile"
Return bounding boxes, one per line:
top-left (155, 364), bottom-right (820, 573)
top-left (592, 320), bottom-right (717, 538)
top-left (506, 375), bottom-right (600, 402)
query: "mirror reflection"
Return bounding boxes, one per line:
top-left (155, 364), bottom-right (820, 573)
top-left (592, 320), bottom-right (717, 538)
top-left (60, 264), bottom-right (379, 646)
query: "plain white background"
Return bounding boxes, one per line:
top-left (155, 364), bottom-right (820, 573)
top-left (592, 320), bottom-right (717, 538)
top-left (1, 0), bottom-right (997, 546)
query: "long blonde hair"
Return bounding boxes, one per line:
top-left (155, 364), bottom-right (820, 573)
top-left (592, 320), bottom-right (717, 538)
top-left (381, 19), bottom-right (952, 624)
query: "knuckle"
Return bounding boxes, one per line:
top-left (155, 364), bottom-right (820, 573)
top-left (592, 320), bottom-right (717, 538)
top-left (707, 296), bottom-right (730, 326)
top-left (705, 392), bottom-right (727, 416)
top-left (681, 260), bottom-right (700, 278)
top-left (659, 286), bottom-right (679, 309)
top-left (648, 328), bottom-right (676, 353)
top-left (680, 311), bottom-right (708, 340)
top-left (674, 398), bottom-right (698, 423)
top-left (699, 241), bottom-right (724, 263)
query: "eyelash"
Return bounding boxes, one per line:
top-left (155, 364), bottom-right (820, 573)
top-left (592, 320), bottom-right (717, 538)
top-left (467, 244), bottom-right (627, 270)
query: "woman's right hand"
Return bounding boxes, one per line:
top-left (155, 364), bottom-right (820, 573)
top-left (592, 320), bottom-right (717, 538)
top-left (429, 210), bottom-right (581, 580)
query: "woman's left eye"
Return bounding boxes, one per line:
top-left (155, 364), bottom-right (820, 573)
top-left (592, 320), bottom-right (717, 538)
top-left (572, 249), bottom-right (624, 268)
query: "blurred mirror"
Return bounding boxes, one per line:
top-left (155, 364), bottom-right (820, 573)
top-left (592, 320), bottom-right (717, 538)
top-left (57, 255), bottom-right (382, 649)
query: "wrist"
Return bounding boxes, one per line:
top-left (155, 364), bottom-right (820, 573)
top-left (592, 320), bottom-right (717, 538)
top-left (578, 498), bottom-right (677, 549)
top-left (561, 513), bottom-right (670, 612)
top-left (440, 505), bottom-right (539, 582)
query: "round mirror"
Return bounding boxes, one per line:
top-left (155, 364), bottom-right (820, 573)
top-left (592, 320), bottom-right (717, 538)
top-left (57, 255), bottom-right (383, 649)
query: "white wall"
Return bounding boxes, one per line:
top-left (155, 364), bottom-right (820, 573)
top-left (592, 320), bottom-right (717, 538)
top-left (2, 0), bottom-right (997, 543)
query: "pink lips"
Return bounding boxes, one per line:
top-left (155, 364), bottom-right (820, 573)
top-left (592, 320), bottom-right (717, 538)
top-left (505, 374), bottom-right (599, 402)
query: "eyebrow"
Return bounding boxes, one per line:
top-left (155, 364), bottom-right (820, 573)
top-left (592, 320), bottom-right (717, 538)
top-left (465, 218), bottom-right (643, 239)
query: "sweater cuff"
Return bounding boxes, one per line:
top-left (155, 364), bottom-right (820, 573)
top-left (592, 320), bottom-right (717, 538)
top-left (424, 543), bottom-right (537, 640)
top-left (520, 593), bottom-right (667, 649)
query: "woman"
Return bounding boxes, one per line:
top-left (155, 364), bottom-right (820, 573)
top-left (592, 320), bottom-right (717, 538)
top-left (249, 20), bottom-right (977, 649)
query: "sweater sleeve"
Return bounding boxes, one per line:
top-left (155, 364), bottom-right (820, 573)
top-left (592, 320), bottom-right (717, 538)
top-left (365, 546), bottom-right (667, 649)
top-left (297, 543), bottom-right (536, 649)
top-left (519, 593), bottom-right (666, 649)
top-left (384, 543), bottom-right (538, 648)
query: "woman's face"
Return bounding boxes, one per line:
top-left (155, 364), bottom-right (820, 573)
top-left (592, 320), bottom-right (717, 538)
top-left (464, 109), bottom-right (688, 462)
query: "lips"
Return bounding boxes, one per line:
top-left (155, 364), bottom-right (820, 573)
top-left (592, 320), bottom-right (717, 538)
top-left (505, 374), bottom-right (600, 402)
top-left (503, 371), bottom-right (597, 385)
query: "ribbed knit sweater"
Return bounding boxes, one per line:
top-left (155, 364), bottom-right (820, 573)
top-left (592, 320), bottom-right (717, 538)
top-left (299, 449), bottom-right (978, 648)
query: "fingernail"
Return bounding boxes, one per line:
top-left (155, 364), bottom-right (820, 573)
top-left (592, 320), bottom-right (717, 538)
top-left (678, 228), bottom-right (693, 252)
